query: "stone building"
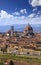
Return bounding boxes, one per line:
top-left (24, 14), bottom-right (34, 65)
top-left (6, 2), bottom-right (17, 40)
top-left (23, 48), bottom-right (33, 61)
top-left (8, 26), bottom-right (14, 37)
top-left (24, 24), bottom-right (34, 36)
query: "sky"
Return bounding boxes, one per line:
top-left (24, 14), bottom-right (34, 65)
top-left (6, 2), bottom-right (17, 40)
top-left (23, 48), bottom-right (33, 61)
top-left (0, 0), bottom-right (41, 25)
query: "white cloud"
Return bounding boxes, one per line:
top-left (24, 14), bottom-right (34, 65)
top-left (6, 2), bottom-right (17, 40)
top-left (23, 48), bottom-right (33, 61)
top-left (28, 11), bottom-right (41, 18)
top-left (28, 16), bottom-right (41, 24)
top-left (28, 13), bottom-right (36, 18)
top-left (13, 12), bottom-right (20, 15)
top-left (29, 0), bottom-right (41, 7)
top-left (13, 16), bottom-right (25, 19)
top-left (0, 10), bottom-right (41, 25)
top-left (13, 9), bottom-right (27, 16)
top-left (20, 9), bottom-right (27, 14)
top-left (32, 7), bottom-right (37, 12)
top-left (0, 10), bottom-right (26, 25)
top-left (0, 10), bottom-right (13, 18)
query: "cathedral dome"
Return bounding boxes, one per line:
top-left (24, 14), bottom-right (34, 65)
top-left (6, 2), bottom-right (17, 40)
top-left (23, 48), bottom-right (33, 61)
top-left (24, 24), bottom-right (33, 32)
top-left (24, 24), bottom-right (34, 36)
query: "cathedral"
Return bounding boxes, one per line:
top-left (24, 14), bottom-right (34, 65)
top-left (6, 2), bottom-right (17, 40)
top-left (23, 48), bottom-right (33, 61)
top-left (24, 24), bottom-right (34, 36)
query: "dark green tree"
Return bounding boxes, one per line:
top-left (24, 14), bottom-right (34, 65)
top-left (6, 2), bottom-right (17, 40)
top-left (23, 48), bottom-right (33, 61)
top-left (1, 44), bottom-right (8, 54)
top-left (9, 60), bottom-right (14, 65)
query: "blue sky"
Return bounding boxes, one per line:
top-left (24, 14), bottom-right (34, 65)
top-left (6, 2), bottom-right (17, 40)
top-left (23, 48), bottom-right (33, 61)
top-left (0, 0), bottom-right (32, 13)
top-left (0, 0), bottom-right (41, 25)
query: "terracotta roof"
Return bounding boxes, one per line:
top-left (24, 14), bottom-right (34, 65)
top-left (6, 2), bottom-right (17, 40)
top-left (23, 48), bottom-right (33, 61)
top-left (24, 24), bottom-right (33, 31)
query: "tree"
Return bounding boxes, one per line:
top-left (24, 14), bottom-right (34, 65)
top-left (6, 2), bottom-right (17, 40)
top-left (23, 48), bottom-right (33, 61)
top-left (1, 44), bottom-right (8, 54)
top-left (9, 60), bottom-right (14, 65)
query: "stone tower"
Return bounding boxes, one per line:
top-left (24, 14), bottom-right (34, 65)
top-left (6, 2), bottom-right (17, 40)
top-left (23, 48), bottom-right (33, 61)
top-left (10, 26), bottom-right (14, 37)
top-left (8, 26), bottom-right (14, 37)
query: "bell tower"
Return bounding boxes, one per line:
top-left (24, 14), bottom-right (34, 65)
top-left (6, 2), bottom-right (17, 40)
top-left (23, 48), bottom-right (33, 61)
top-left (10, 26), bottom-right (14, 37)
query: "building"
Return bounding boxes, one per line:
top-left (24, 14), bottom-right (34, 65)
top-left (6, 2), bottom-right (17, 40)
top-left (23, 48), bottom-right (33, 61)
top-left (8, 26), bottom-right (14, 37)
top-left (24, 24), bottom-right (34, 36)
